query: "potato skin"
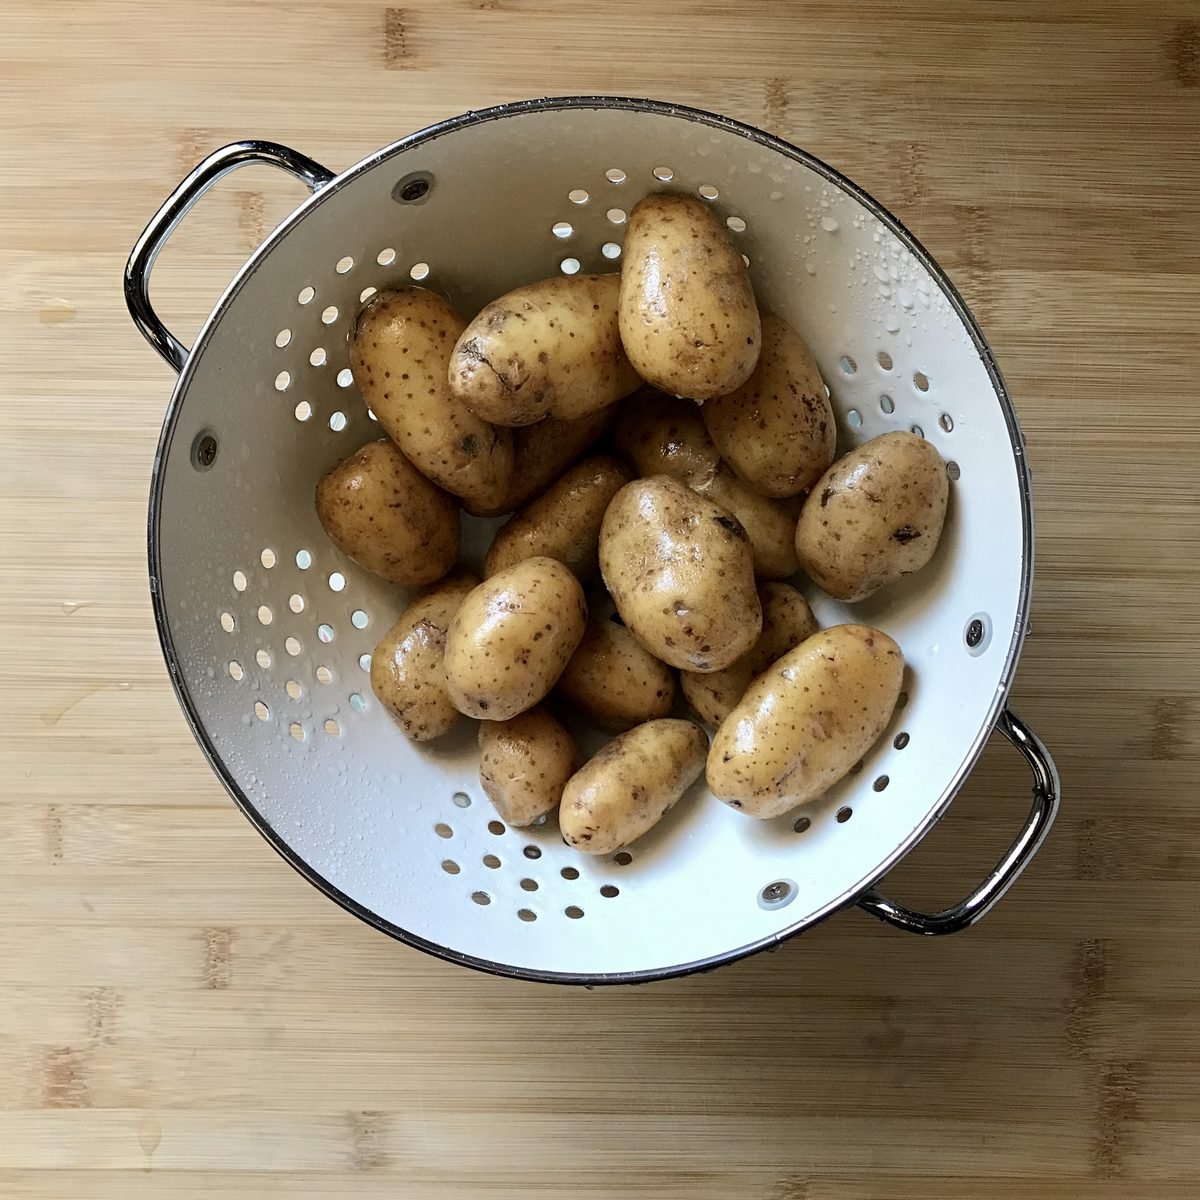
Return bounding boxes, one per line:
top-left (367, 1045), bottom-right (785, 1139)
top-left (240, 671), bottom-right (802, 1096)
top-left (559, 719), bottom-right (707, 854)
top-left (599, 476), bottom-right (762, 672)
top-left (370, 570), bottom-right (479, 741)
top-left (469, 408), bottom-right (613, 517)
top-left (681, 582), bottom-right (818, 727)
top-left (796, 432), bottom-right (949, 602)
top-left (707, 624), bottom-right (904, 818)
top-left (314, 439), bottom-right (459, 585)
top-left (444, 557), bottom-right (587, 721)
top-left (478, 707), bottom-right (576, 826)
top-left (484, 456), bottom-right (632, 581)
top-left (557, 608), bottom-right (677, 730)
top-left (448, 274), bottom-right (640, 427)
top-left (702, 313), bottom-right (836, 497)
top-left (350, 288), bottom-right (512, 511)
top-left (614, 392), bottom-right (800, 579)
top-left (618, 194), bottom-right (760, 400)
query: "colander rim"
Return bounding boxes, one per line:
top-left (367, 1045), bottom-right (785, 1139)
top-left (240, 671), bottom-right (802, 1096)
top-left (147, 94), bottom-right (1034, 985)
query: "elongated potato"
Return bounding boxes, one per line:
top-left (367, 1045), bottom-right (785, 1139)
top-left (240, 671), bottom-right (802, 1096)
top-left (448, 274), bottom-right (640, 427)
top-left (701, 313), bottom-right (836, 497)
top-left (707, 625), bottom-right (904, 818)
top-left (796, 432), bottom-right (949, 601)
top-left (469, 408), bottom-right (613, 517)
top-left (619, 194), bottom-right (760, 399)
top-left (557, 607), bottom-right (676, 730)
top-left (599, 476), bottom-right (761, 672)
top-left (315, 439), bottom-right (458, 585)
top-left (614, 393), bottom-right (800, 579)
top-left (560, 719), bottom-right (707, 854)
top-left (370, 570), bottom-right (479, 741)
top-left (484, 456), bottom-right (632, 580)
top-left (350, 288), bottom-right (513, 512)
top-left (681, 582), bottom-right (818, 726)
top-left (445, 557), bottom-right (587, 721)
top-left (479, 707), bottom-right (576, 826)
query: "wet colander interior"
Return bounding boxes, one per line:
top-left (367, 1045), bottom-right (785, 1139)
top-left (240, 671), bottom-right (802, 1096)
top-left (127, 98), bottom-right (1057, 984)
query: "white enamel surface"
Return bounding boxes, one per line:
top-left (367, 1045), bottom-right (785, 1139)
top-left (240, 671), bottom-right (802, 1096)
top-left (154, 104), bottom-right (1029, 978)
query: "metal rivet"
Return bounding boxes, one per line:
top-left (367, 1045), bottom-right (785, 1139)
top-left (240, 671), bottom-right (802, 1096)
top-left (966, 618), bottom-right (984, 647)
top-left (192, 432), bottom-right (218, 470)
top-left (394, 172), bottom-right (432, 204)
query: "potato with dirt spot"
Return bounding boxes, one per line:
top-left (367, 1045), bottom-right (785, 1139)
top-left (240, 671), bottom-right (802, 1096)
top-left (484, 456), bottom-right (632, 581)
top-left (599, 476), bottom-right (761, 672)
top-left (560, 719), bottom-right (708, 854)
top-left (314, 439), bottom-right (458, 585)
top-left (614, 392), bottom-right (800, 579)
top-left (795, 431), bottom-right (949, 602)
top-left (448, 274), bottom-right (640, 427)
top-left (707, 624), bottom-right (904, 819)
top-left (444, 557), bottom-right (587, 721)
top-left (701, 313), bottom-right (836, 497)
top-left (350, 287), bottom-right (512, 512)
top-left (557, 605), bottom-right (677, 730)
top-left (681, 582), bottom-right (818, 726)
top-left (478, 707), bottom-right (576, 826)
top-left (370, 570), bottom-right (478, 741)
top-left (470, 407), bottom-right (614, 517)
top-left (618, 193), bottom-right (760, 400)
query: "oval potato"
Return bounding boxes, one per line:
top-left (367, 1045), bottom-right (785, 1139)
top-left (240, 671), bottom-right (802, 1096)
top-left (618, 193), bottom-right (760, 400)
top-left (469, 407), bottom-right (613, 518)
top-left (350, 288), bottom-right (513, 511)
top-left (484, 455), bottom-right (632, 580)
top-left (448, 274), bottom-right (640, 427)
top-left (445, 557), bottom-right (587, 721)
top-left (599, 476), bottom-right (761, 672)
top-left (314, 439), bottom-right (459, 585)
top-left (796, 432), bottom-right (949, 602)
top-left (560, 719), bottom-right (707, 854)
top-left (681, 582), bottom-right (818, 726)
top-left (557, 607), bottom-right (677, 730)
top-left (370, 570), bottom-right (479, 741)
top-left (707, 624), bottom-right (904, 818)
top-left (478, 707), bottom-right (576, 826)
top-left (702, 313), bottom-right (836, 497)
top-left (614, 392), bottom-right (800, 579)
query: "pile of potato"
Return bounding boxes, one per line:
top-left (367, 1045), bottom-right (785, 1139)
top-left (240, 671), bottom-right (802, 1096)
top-left (315, 192), bottom-right (949, 854)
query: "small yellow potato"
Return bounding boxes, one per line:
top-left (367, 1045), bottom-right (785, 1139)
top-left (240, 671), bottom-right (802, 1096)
top-left (478, 707), bottom-right (576, 826)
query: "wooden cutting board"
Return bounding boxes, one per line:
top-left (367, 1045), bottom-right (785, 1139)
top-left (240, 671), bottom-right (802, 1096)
top-left (2, 1), bottom-right (1198, 1195)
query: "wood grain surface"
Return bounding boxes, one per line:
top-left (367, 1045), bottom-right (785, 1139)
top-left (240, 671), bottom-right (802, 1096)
top-left (2, 0), bottom-right (1199, 1195)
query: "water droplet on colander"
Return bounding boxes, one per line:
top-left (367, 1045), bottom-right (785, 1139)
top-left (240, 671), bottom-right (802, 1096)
top-left (872, 263), bottom-right (890, 283)
top-left (820, 215), bottom-right (840, 233)
top-left (877, 284), bottom-right (892, 299)
top-left (898, 287), bottom-right (915, 309)
top-left (804, 261), bottom-right (817, 276)
top-left (885, 315), bottom-right (901, 333)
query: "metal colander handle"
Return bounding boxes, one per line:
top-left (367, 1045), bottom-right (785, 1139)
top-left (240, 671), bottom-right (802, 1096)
top-left (125, 140), bottom-right (335, 373)
top-left (857, 709), bottom-right (1059, 934)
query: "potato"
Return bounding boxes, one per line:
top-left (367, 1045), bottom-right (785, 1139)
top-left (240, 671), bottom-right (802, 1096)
top-left (599, 476), bottom-right (761, 672)
top-left (350, 288), bottom-right (513, 512)
top-left (614, 393), bottom-right (800, 579)
top-left (681, 582), bottom-right (818, 726)
top-left (701, 313), bottom-right (836, 497)
top-left (484, 456), bottom-right (632, 581)
top-left (796, 432), bottom-right (949, 602)
top-left (315, 439), bottom-right (458, 585)
top-left (370, 570), bottom-right (478, 741)
top-left (444, 557), bottom-right (587, 721)
top-left (448, 274), bottom-right (640, 427)
top-left (707, 624), bottom-right (904, 818)
top-left (618, 193), bottom-right (760, 400)
top-left (470, 408), bottom-right (613, 517)
top-left (560, 719), bottom-right (707, 854)
top-left (557, 605), bottom-right (677, 730)
top-left (478, 707), bottom-right (576, 826)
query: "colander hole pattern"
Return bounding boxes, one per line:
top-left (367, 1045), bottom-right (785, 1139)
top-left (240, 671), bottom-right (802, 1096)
top-left (127, 99), bottom-right (1058, 984)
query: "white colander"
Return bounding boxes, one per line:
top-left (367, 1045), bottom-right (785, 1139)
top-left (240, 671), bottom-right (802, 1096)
top-left (126, 97), bottom-right (1059, 985)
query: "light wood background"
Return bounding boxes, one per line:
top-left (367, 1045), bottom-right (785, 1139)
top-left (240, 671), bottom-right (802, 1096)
top-left (2, 0), bottom-right (1199, 1195)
